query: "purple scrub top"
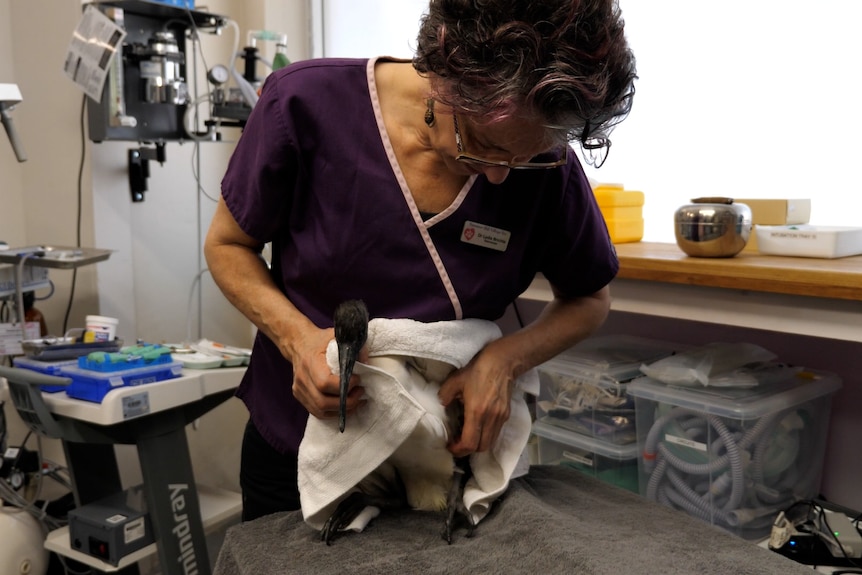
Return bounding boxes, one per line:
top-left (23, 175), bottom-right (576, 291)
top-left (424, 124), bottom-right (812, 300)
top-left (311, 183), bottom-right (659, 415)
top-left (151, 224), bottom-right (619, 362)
top-left (221, 57), bottom-right (618, 454)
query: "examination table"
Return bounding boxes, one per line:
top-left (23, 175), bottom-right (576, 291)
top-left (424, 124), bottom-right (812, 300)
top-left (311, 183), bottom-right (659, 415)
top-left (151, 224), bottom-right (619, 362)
top-left (213, 465), bottom-right (812, 575)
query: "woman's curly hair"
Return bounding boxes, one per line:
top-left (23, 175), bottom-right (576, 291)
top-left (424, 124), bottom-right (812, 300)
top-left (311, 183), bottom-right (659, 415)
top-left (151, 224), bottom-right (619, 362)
top-left (413, 0), bottom-right (637, 146)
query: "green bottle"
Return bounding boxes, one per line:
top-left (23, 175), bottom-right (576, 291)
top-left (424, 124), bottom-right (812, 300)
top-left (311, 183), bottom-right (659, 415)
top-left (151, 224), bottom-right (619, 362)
top-left (273, 44), bottom-right (290, 71)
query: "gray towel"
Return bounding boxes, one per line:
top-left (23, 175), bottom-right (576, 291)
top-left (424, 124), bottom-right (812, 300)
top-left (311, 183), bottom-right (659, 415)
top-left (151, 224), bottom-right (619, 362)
top-left (214, 465), bottom-right (814, 575)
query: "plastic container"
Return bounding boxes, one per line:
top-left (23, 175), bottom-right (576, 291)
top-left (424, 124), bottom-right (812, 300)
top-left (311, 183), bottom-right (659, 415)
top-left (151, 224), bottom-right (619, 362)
top-left (78, 344), bottom-right (172, 371)
top-left (627, 369), bottom-right (841, 540)
top-left (60, 361), bottom-right (183, 403)
top-left (755, 225), bottom-right (862, 259)
top-left (532, 420), bottom-right (639, 493)
top-left (12, 356), bottom-right (77, 393)
top-left (85, 315), bottom-right (119, 343)
top-left (593, 184), bottom-right (645, 244)
top-left (603, 218), bottom-right (644, 245)
top-left (535, 335), bottom-right (682, 445)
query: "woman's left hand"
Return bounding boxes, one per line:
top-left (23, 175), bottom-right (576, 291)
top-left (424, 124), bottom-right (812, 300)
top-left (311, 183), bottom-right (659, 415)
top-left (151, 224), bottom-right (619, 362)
top-left (438, 343), bottom-right (515, 457)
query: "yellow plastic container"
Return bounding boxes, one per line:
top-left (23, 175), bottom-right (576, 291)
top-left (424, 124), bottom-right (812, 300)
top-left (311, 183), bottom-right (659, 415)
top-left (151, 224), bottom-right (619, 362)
top-left (593, 184), bottom-right (644, 243)
top-left (604, 218), bottom-right (644, 244)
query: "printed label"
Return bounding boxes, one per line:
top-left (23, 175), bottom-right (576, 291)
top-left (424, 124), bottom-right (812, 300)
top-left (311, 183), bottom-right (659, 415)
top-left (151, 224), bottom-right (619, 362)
top-left (124, 517), bottom-right (146, 543)
top-left (665, 433), bottom-right (708, 452)
top-left (461, 221), bottom-right (511, 252)
top-left (0, 322), bottom-right (40, 355)
top-left (122, 392), bottom-right (150, 419)
top-left (562, 450), bottom-right (594, 467)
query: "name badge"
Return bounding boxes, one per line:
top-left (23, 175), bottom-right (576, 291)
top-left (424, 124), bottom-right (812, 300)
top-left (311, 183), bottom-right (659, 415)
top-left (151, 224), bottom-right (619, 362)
top-left (461, 221), bottom-right (511, 252)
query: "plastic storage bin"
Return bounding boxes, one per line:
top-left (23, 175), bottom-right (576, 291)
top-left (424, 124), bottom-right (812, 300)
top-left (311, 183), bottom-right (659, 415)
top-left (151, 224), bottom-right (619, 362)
top-left (593, 184), bottom-right (645, 244)
top-left (532, 420), bottom-right (639, 493)
top-left (535, 335), bottom-right (681, 445)
top-left (59, 361), bottom-right (183, 403)
top-left (628, 369), bottom-right (841, 540)
top-left (12, 356), bottom-right (77, 393)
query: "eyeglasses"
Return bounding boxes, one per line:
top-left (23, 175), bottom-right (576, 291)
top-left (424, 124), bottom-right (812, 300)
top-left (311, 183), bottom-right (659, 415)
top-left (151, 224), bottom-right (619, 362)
top-left (581, 137), bottom-right (611, 169)
top-left (579, 120), bottom-right (612, 169)
top-left (453, 114), bottom-right (567, 170)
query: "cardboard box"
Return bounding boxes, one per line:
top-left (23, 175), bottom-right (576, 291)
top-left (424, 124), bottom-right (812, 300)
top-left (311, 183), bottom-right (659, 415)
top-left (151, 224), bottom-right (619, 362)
top-left (742, 224), bottom-right (760, 252)
top-left (733, 199), bottom-right (811, 225)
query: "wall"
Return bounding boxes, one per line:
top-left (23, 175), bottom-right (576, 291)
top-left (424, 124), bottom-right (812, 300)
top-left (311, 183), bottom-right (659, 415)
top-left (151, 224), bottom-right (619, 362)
top-left (1, 0), bottom-right (312, 499)
top-left (0, 0), bottom-right (26, 246)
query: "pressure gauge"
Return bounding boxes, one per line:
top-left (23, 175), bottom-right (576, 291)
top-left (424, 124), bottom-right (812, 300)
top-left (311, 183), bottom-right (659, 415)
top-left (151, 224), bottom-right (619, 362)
top-left (7, 470), bottom-right (24, 491)
top-left (208, 64), bottom-right (230, 86)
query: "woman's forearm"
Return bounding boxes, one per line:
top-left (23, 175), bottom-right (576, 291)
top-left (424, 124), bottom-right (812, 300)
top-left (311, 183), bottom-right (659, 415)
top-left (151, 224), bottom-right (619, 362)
top-left (204, 200), bottom-right (316, 362)
top-left (488, 284), bottom-right (612, 381)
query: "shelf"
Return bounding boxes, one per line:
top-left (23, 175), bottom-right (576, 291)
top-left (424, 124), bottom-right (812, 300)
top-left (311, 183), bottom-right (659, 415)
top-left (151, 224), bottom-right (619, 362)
top-left (0, 245), bottom-right (113, 344)
top-left (0, 246), bottom-right (112, 270)
top-left (40, 367), bottom-right (245, 426)
top-left (521, 242), bottom-right (862, 343)
top-left (613, 242), bottom-right (862, 302)
top-left (89, 0), bottom-right (227, 28)
top-left (44, 484), bottom-right (241, 572)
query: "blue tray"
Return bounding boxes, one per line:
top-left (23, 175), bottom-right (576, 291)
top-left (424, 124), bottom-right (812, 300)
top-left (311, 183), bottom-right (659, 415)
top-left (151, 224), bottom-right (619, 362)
top-left (60, 361), bottom-right (183, 403)
top-left (12, 356), bottom-right (77, 393)
top-left (78, 344), bottom-right (173, 372)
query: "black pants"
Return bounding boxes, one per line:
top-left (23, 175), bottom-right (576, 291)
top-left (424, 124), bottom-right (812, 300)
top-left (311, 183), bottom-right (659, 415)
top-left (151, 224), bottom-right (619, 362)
top-left (240, 418), bottom-right (301, 522)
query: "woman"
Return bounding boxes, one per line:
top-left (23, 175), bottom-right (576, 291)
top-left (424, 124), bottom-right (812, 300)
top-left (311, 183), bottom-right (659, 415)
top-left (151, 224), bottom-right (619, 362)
top-left (204, 0), bottom-right (636, 521)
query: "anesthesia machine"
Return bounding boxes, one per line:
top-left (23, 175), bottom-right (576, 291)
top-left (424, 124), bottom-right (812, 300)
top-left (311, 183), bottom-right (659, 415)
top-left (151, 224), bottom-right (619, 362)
top-left (81, 0), bottom-right (288, 201)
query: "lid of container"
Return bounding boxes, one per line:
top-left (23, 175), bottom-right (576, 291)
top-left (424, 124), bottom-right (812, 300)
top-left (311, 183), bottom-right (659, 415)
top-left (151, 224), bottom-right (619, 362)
top-left (532, 420), bottom-right (638, 460)
top-left (626, 369), bottom-right (842, 418)
top-left (540, 335), bottom-right (682, 389)
top-left (59, 360), bottom-right (183, 379)
top-left (593, 188), bottom-right (645, 207)
top-left (12, 356), bottom-right (77, 368)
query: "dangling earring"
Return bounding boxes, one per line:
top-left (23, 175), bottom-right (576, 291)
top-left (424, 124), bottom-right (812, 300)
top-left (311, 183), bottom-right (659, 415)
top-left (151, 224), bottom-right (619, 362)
top-left (424, 98), bottom-right (436, 127)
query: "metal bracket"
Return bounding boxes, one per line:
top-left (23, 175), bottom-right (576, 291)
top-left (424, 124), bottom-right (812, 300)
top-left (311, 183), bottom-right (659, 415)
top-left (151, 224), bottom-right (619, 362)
top-left (128, 142), bottom-right (166, 202)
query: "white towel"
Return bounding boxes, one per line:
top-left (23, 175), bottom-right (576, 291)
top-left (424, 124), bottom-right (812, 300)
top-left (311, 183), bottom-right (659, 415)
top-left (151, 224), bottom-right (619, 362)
top-left (298, 317), bottom-right (539, 531)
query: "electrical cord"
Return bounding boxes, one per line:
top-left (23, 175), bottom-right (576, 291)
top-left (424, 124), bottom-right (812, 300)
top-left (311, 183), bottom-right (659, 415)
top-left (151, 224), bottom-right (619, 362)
top-left (33, 280), bottom-right (55, 302)
top-left (511, 299), bottom-right (525, 328)
top-left (186, 268), bottom-right (210, 343)
top-left (776, 499), bottom-right (862, 571)
top-left (61, 94), bottom-right (87, 335)
top-left (190, 138), bottom-right (220, 201)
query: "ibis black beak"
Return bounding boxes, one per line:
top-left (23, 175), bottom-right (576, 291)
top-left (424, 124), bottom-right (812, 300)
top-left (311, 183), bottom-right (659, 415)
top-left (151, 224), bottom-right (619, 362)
top-left (333, 300), bottom-right (369, 433)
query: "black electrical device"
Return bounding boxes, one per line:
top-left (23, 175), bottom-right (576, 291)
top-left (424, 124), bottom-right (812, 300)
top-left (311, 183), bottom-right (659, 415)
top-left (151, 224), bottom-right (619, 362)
top-left (68, 486), bottom-right (154, 566)
top-left (774, 531), bottom-right (862, 568)
top-left (1, 445), bottom-right (40, 490)
top-left (83, 0), bottom-right (229, 201)
top-left (86, 0), bottom-right (227, 144)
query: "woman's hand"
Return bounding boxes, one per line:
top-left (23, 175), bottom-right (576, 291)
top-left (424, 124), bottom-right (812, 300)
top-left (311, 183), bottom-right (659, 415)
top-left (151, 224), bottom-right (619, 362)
top-left (438, 342), bottom-right (515, 457)
top-left (285, 326), bottom-right (366, 421)
top-left (437, 286), bottom-right (612, 457)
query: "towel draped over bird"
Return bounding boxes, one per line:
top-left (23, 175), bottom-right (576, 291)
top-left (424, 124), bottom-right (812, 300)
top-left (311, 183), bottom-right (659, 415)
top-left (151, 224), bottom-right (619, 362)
top-left (298, 317), bottom-right (539, 532)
